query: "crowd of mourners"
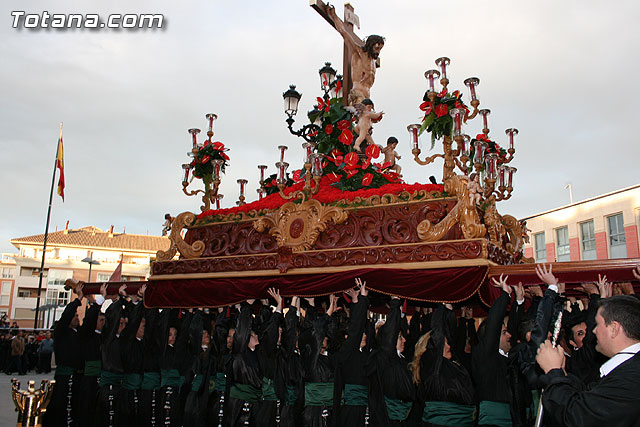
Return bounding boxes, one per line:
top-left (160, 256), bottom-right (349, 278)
top-left (41, 264), bottom-right (640, 427)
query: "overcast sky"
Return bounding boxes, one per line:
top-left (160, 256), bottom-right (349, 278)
top-left (1, 0), bottom-right (639, 253)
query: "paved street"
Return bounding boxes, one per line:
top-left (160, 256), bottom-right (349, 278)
top-left (0, 371), bottom-right (55, 426)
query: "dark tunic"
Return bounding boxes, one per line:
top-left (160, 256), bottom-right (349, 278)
top-left (367, 299), bottom-right (415, 427)
top-left (140, 308), bottom-right (163, 427)
top-left (45, 298), bottom-right (83, 427)
top-left (277, 305), bottom-right (304, 427)
top-left (541, 352), bottom-right (640, 426)
top-left (335, 295), bottom-right (370, 427)
top-left (300, 306), bottom-right (335, 427)
top-left (95, 297), bottom-right (128, 427)
top-left (120, 300), bottom-right (145, 427)
top-left (255, 307), bottom-right (284, 427)
top-left (77, 302), bottom-right (102, 427)
top-left (418, 305), bottom-right (475, 427)
top-left (224, 302), bottom-right (263, 427)
top-left (472, 290), bottom-right (513, 427)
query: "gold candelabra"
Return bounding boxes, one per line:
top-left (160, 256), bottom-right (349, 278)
top-left (181, 113), bottom-right (227, 212)
top-left (411, 57), bottom-right (518, 202)
top-left (11, 378), bottom-right (55, 427)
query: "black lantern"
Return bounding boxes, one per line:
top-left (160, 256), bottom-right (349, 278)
top-left (283, 85), bottom-right (302, 117)
top-left (318, 62), bottom-right (337, 93)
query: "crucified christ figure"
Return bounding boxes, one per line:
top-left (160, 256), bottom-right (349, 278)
top-left (326, 5), bottom-right (384, 106)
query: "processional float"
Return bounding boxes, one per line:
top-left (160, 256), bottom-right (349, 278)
top-left (69, 2), bottom-right (638, 307)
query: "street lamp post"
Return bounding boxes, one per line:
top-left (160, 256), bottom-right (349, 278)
top-left (81, 256), bottom-right (100, 283)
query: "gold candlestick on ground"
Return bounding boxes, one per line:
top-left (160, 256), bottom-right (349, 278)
top-left (11, 378), bottom-right (55, 427)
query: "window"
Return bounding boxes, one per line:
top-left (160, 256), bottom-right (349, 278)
top-left (580, 220), bottom-right (597, 260)
top-left (97, 273), bottom-right (112, 282)
top-left (608, 213), bottom-right (627, 258)
top-left (17, 289), bottom-right (32, 298)
top-left (1, 268), bottom-right (14, 279)
top-left (556, 227), bottom-right (570, 262)
top-left (47, 269), bottom-right (73, 287)
top-left (534, 232), bottom-right (546, 261)
top-left (0, 281), bottom-right (11, 306)
top-left (46, 289), bottom-right (70, 306)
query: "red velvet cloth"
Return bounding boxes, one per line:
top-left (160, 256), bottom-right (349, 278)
top-left (145, 266), bottom-right (488, 308)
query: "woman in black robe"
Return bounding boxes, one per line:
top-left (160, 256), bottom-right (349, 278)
top-left (410, 304), bottom-right (475, 427)
top-left (224, 300), bottom-right (263, 426)
top-left (366, 296), bottom-right (415, 427)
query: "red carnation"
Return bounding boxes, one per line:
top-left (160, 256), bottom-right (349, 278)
top-left (362, 173), bottom-right (373, 186)
top-left (365, 144), bottom-right (381, 159)
top-left (325, 124), bottom-right (334, 134)
top-left (435, 104), bottom-right (449, 117)
top-left (344, 152), bottom-right (359, 168)
top-left (339, 129), bottom-right (353, 145)
top-left (419, 101), bottom-right (432, 114)
top-left (337, 120), bottom-right (350, 130)
top-left (292, 169), bottom-right (304, 183)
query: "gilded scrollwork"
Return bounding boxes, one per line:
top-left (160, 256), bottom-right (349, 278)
top-left (502, 214), bottom-right (524, 254)
top-left (418, 174), bottom-right (486, 242)
top-left (253, 199), bottom-right (348, 252)
top-left (156, 212), bottom-right (206, 261)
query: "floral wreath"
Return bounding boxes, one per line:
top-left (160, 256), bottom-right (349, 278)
top-left (418, 89), bottom-right (470, 148)
top-left (190, 140), bottom-right (230, 185)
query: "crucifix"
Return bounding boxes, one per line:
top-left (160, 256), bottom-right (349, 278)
top-left (310, 1), bottom-right (384, 106)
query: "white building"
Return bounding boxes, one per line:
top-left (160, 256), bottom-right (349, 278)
top-left (522, 184), bottom-right (640, 263)
top-left (9, 224), bottom-right (169, 328)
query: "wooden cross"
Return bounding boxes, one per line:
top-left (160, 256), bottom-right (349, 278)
top-left (310, 0), bottom-right (361, 105)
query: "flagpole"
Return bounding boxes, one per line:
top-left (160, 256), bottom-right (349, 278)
top-left (34, 123), bottom-right (63, 329)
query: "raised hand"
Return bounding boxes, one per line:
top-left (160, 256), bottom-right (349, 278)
top-left (267, 288), bottom-right (283, 311)
top-left (536, 339), bottom-right (566, 374)
top-left (138, 284), bottom-right (147, 297)
top-left (76, 283), bottom-right (84, 301)
top-left (491, 273), bottom-right (511, 294)
top-left (118, 284), bottom-right (128, 298)
top-left (535, 264), bottom-right (558, 286)
top-left (596, 274), bottom-right (612, 298)
top-left (633, 265), bottom-right (640, 281)
top-left (100, 283), bottom-right (108, 298)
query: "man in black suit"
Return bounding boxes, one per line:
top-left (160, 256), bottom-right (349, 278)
top-left (536, 293), bottom-right (640, 426)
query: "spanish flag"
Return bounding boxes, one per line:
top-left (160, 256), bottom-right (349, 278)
top-left (56, 124), bottom-right (65, 201)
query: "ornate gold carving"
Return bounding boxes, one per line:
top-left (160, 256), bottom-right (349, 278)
top-left (193, 189), bottom-right (446, 226)
top-left (502, 214), bottom-right (524, 254)
top-left (418, 174), bottom-right (486, 242)
top-left (483, 198), bottom-right (506, 246)
top-left (156, 212), bottom-right (205, 261)
top-left (253, 199), bottom-right (348, 252)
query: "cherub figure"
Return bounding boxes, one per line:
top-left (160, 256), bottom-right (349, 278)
top-left (467, 173), bottom-right (483, 205)
top-left (381, 136), bottom-right (402, 176)
top-left (161, 213), bottom-right (174, 236)
top-left (351, 98), bottom-right (384, 152)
